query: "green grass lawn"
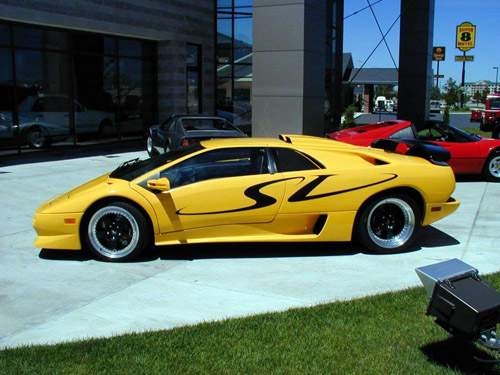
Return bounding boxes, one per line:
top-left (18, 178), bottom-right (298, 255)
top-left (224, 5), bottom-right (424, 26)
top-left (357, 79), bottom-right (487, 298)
top-left (2, 274), bottom-right (500, 375)
top-left (464, 127), bottom-right (492, 138)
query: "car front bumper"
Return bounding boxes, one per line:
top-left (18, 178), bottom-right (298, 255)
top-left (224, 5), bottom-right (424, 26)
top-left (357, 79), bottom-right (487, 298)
top-left (33, 212), bottom-right (83, 250)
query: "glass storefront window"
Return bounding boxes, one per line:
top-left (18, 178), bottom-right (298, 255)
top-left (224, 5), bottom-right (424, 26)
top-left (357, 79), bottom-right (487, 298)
top-left (73, 54), bottom-right (119, 143)
top-left (119, 58), bottom-right (143, 136)
top-left (0, 20), bottom-right (157, 155)
top-left (0, 24), bottom-right (10, 46)
top-left (0, 48), bottom-right (14, 150)
top-left (16, 50), bottom-right (72, 148)
top-left (13, 26), bottom-right (42, 48)
top-left (186, 44), bottom-right (201, 114)
top-left (119, 39), bottom-right (142, 57)
top-left (216, 1), bottom-right (253, 134)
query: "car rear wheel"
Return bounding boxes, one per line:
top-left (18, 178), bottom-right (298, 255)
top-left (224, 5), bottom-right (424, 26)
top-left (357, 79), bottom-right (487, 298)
top-left (355, 194), bottom-right (420, 254)
top-left (26, 127), bottom-right (48, 149)
top-left (84, 202), bottom-right (150, 262)
top-left (483, 153), bottom-right (500, 182)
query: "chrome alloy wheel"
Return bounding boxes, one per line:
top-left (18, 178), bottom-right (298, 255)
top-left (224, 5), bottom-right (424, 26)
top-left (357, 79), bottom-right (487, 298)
top-left (488, 155), bottom-right (500, 178)
top-left (88, 206), bottom-right (140, 259)
top-left (367, 197), bottom-right (415, 249)
top-left (147, 136), bottom-right (153, 155)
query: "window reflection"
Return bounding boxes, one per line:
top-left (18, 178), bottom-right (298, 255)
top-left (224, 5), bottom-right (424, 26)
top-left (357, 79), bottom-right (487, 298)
top-left (73, 54), bottom-right (118, 142)
top-left (119, 58), bottom-right (143, 136)
top-left (0, 24), bottom-right (10, 46)
top-left (0, 20), bottom-right (157, 154)
top-left (0, 48), bottom-right (14, 149)
top-left (16, 50), bottom-right (72, 148)
top-left (187, 44), bottom-right (201, 114)
top-left (216, 1), bottom-right (253, 135)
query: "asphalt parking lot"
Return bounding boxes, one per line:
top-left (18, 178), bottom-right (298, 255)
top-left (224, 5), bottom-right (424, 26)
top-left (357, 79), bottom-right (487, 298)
top-left (1, 149), bottom-right (500, 348)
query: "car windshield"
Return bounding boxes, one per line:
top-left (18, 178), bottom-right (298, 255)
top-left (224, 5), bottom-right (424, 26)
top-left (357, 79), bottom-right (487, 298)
top-left (181, 118), bottom-right (238, 132)
top-left (490, 98), bottom-right (500, 110)
top-left (110, 143), bottom-right (204, 181)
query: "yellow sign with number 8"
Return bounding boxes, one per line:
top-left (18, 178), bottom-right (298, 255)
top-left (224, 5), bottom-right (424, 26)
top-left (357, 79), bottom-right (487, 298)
top-left (456, 21), bottom-right (476, 52)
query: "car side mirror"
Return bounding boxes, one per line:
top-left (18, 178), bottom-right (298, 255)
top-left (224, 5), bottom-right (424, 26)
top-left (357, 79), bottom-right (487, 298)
top-left (147, 177), bottom-right (171, 192)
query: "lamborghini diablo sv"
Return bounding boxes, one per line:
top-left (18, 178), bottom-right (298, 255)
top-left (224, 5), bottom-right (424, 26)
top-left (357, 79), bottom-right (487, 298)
top-left (33, 135), bottom-right (460, 261)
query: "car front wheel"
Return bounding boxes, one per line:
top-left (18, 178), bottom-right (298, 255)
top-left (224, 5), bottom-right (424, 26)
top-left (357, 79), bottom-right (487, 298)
top-left (84, 202), bottom-right (150, 262)
top-left (484, 152), bottom-right (500, 182)
top-left (355, 194), bottom-right (420, 254)
top-left (146, 135), bottom-right (156, 157)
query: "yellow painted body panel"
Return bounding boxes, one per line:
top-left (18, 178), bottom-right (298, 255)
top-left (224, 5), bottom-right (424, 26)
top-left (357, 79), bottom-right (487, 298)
top-left (33, 135), bottom-right (460, 251)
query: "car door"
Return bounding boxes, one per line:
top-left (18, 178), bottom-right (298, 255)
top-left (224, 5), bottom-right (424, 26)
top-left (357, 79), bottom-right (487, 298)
top-left (268, 148), bottom-right (329, 215)
top-left (32, 96), bottom-right (70, 136)
top-left (421, 127), bottom-right (480, 174)
top-left (151, 147), bottom-right (287, 234)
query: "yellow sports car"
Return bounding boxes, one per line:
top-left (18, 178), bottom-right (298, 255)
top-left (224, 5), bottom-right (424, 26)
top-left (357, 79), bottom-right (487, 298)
top-left (33, 135), bottom-right (460, 261)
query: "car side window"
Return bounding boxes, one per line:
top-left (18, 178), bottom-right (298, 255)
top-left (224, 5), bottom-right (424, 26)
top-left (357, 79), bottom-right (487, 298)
top-left (160, 147), bottom-right (269, 188)
top-left (389, 127), bottom-right (416, 140)
top-left (271, 148), bottom-right (319, 172)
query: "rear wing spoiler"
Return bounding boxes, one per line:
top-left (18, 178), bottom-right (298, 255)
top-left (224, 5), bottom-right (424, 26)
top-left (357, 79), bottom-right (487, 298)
top-left (371, 139), bottom-right (451, 165)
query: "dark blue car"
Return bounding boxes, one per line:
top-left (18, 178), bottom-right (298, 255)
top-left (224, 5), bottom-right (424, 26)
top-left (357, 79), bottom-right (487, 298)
top-left (146, 114), bottom-right (246, 157)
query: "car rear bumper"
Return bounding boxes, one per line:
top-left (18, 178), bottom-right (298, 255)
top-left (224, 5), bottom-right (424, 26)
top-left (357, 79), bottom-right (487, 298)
top-left (422, 197), bottom-right (460, 226)
top-left (33, 212), bottom-right (83, 250)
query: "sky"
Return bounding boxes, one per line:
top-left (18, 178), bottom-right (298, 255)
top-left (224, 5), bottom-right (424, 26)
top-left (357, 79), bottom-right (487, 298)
top-left (343, 0), bottom-right (500, 86)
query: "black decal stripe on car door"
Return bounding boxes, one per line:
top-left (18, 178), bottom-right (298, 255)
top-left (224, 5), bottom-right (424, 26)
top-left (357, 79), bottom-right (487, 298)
top-left (176, 177), bottom-right (304, 215)
top-left (288, 173), bottom-right (398, 202)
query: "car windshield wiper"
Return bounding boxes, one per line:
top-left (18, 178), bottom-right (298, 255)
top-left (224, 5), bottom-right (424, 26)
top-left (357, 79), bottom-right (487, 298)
top-left (113, 157), bottom-right (141, 173)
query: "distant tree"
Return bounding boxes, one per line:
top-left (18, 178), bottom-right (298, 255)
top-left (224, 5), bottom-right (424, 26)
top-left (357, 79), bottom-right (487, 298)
top-left (431, 86), bottom-right (441, 100)
top-left (341, 104), bottom-right (357, 129)
top-left (375, 85), bottom-right (395, 99)
top-left (443, 106), bottom-right (450, 127)
top-left (443, 78), bottom-right (460, 107)
top-left (473, 90), bottom-right (482, 103)
top-left (481, 87), bottom-right (490, 103)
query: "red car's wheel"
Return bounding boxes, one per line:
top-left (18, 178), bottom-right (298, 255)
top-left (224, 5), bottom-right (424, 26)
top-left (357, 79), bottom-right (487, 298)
top-left (483, 152), bottom-right (500, 182)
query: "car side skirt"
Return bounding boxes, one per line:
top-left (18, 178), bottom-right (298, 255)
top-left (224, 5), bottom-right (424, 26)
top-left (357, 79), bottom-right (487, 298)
top-left (154, 211), bottom-right (357, 246)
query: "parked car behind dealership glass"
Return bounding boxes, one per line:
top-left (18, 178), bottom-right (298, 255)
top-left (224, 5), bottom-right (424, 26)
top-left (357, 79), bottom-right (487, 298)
top-left (146, 114), bottom-right (246, 157)
top-left (12, 94), bottom-right (115, 148)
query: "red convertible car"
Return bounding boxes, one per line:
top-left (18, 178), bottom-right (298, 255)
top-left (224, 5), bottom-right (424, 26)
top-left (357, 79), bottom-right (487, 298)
top-left (328, 120), bottom-right (500, 182)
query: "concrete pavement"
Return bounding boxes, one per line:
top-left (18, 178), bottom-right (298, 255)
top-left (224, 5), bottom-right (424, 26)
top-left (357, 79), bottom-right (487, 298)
top-left (1, 151), bottom-right (499, 348)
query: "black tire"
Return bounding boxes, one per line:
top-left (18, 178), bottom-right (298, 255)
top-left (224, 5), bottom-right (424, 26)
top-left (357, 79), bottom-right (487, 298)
top-left (26, 127), bottom-right (48, 149)
top-left (83, 201), bottom-right (150, 262)
top-left (483, 152), bottom-right (500, 182)
top-left (355, 193), bottom-right (421, 254)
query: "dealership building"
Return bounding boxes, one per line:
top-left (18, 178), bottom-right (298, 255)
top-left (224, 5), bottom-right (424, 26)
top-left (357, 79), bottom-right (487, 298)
top-left (0, 0), bottom-right (435, 156)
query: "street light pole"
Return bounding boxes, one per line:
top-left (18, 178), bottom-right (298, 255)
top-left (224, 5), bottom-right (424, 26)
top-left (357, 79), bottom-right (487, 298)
top-left (494, 67), bottom-right (499, 93)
